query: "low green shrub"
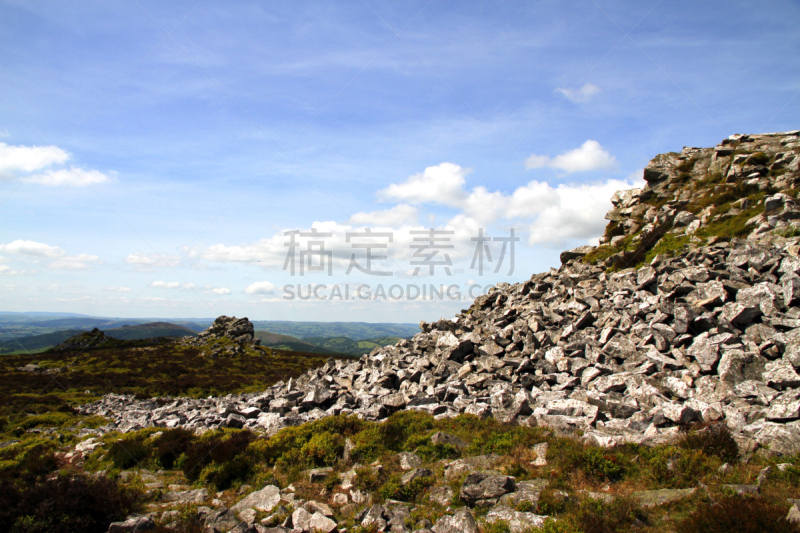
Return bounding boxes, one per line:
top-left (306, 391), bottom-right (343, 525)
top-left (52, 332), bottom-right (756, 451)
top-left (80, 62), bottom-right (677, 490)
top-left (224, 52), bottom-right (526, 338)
top-left (677, 423), bottom-right (738, 463)
top-left (573, 497), bottom-right (648, 533)
top-left (676, 495), bottom-right (800, 533)
top-left (0, 472), bottom-right (142, 533)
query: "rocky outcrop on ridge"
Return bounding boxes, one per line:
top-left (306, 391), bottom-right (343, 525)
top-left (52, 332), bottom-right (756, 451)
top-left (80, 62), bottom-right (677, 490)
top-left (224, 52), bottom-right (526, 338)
top-left (52, 328), bottom-right (120, 352)
top-left (583, 130), bottom-right (800, 269)
top-left (81, 131), bottom-right (800, 458)
top-left (179, 315), bottom-right (261, 356)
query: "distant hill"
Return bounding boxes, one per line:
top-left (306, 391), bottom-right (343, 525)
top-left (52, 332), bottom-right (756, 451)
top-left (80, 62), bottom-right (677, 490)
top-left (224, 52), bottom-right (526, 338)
top-left (20, 317), bottom-right (143, 329)
top-left (105, 322), bottom-right (198, 341)
top-left (251, 321), bottom-right (419, 341)
top-left (254, 331), bottom-right (342, 356)
top-left (0, 329), bottom-right (84, 354)
top-left (0, 322), bottom-right (197, 354)
top-left (304, 336), bottom-right (404, 356)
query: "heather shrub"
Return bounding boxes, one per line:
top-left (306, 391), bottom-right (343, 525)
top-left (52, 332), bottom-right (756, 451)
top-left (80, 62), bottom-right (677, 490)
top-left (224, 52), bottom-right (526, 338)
top-left (573, 497), bottom-right (648, 533)
top-left (676, 495), bottom-right (800, 533)
top-left (182, 430), bottom-right (254, 485)
top-left (0, 473), bottom-right (141, 533)
top-left (677, 423), bottom-right (739, 462)
top-left (108, 433), bottom-right (150, 470)
top-left (153, 428), bottom-right (195, 469)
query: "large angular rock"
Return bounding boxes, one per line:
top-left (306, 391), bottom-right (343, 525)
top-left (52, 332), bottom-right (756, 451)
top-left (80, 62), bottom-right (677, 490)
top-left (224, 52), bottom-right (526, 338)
top-left (231, 485), bottom-right (281, 514)
top-left (763, 360), bottom-right (800, 390)
top-left (432, 508), bottom-right (479, 533)
top-left (460, 472), bottom-right (516, 507)
top-left (560, 245), bottom-right (595, 265)
top-left (108, 515), bottom-right (155, 533)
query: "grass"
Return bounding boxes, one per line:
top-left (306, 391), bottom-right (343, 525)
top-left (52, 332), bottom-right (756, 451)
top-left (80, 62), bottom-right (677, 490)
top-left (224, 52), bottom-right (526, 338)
top-left (4, 403), bottom-right (800, 532)
top-left (642, 234), bottom-right (691, 264)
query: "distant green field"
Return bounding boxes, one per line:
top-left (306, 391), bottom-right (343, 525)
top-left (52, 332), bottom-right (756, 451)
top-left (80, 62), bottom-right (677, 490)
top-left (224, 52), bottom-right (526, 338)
top-left (251, 321), bottom-right (419, 340)
top-left (303, 335), bottom-right (404, 356)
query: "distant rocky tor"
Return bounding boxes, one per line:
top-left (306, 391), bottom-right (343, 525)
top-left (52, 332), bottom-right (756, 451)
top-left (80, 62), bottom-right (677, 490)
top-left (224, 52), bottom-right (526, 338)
top-left (180, 315), bottom-right (262, 357)
top-left (83, 130), bottom-right (800, 457)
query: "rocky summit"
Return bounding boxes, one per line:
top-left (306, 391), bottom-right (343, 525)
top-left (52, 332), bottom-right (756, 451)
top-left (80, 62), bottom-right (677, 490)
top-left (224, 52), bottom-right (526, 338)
top-left (82, 130), bottom-right (800, 460)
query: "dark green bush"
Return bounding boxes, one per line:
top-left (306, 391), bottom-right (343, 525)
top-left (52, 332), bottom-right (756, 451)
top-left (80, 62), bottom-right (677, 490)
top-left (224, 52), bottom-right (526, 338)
top-left (581, 448), bottom-right (624, 481)
top-left (573, 497), bottom-right (648, 533)
top-left (182, 430), bottom-right (254, 483)
top-left (677, 495), bottom-right (800, 533)
top-left (108, 434), bottom-right (150, 470)
top-left (678, 423), bottom-right (738, 462)
top-left (154, 428), bottom-right (195, 469)
top-left (0, 473), bottom-right (141, 533)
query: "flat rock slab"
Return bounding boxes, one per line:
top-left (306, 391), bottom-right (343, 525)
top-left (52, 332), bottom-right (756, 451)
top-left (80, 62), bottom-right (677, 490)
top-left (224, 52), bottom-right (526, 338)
top-left (231, 484), bottom-right (281, 514)
top-left (631, 488), bottom-right (696, 507)
top-left (161, 488), bottom-right (207, 504)
top-left (723, 484), bottom-right (759, 495)
top-left (485, 507), bottom-right (547, 533)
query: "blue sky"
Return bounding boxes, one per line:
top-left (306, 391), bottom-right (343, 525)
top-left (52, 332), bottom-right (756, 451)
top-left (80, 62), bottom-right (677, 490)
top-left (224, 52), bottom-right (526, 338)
top-left (0, 0), bottom-right (799, 322)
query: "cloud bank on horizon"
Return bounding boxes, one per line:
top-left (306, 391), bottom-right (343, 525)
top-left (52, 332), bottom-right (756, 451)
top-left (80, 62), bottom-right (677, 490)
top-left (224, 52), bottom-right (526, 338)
top-left (0, 1), bottom-right (798, 321)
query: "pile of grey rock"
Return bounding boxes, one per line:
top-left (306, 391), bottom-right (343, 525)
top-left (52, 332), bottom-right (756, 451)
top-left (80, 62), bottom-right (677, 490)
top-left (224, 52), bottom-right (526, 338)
top-left (179, 315), bottom-right (261, 356)
top-left (81, 236), bottom-right (800, 458)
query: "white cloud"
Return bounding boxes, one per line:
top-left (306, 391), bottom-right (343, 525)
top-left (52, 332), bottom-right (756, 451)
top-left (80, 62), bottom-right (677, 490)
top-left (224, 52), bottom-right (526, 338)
top-left (0, 142), bottom-right (69, 178)
top-left (0, 265), bottom-right (34, 275)
top-left (211, 287), bottom-right (231, 295)
top-left (0, 239), bottom-right (64, 258)
top-left (0, 142), bottom-right (111, 186)
top-left (526, 178), bottom-right (639, 246)
top-left (525, 140), bottom-right (616, 173)
top-left (556, 83), bottom-right (601, 103)
top-left (378, 163), bottom-right (469, 206)
top-left (150, 281), bottom-right (180, 289)
top-left (0, 239), bottom-right (99, 269)
top-left (28, 167), bottom-right (111, 186)
top-left (245, 281), bottom-right (276, 294)
top-left (350, 204), bottom-right (418, 227)
top-left (49, 253), bottom-right (101, 270)
top-left (46, 284), bottom-right (59, 291)
top-left (105, 286), bottom-right (131, 292)
top-left (462, 187), bottom-right (507, 224)
top-left (125, 252), bottom-right (180, 270)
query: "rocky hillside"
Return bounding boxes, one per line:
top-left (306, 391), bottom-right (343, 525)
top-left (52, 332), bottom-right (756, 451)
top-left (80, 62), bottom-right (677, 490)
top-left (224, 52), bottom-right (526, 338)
top-left (46, 131), bottom-right (800, 532)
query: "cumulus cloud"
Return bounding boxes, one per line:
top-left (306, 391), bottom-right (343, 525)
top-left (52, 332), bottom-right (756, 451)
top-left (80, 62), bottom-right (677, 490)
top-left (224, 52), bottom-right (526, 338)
top-left (150, 281), bottom-right (180, 289)
top-left (556, 83), bottom-right (601, 103)
top-left (125, 252), bottom-right (181, 271)
top-left (49, 253), bottom-right (101, 270)
top-left (0, 239), bottom-right (99, 270)
top-left (525, 179), bottom-right (640, 246)
top-left (245, 281), bottom-right (275, 294)
top-left (0, 239), bottom-right (64, 258)
top-left (525, 140), bottom-right (616, 173)
top-left (28, 167), bottom-right (111, 186)
top-left (0, 142), bottom-right (69, 178)
top-left (105, 286), bottom-right (131, 292)
top-left (350, 204), bottom-right (418, 227)
top-left (211, 287), bottom-right (231, 295)
top-left (0, 142), bottom-right (111, 185)
top-left (378, 163), bottom-right (469, 206)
